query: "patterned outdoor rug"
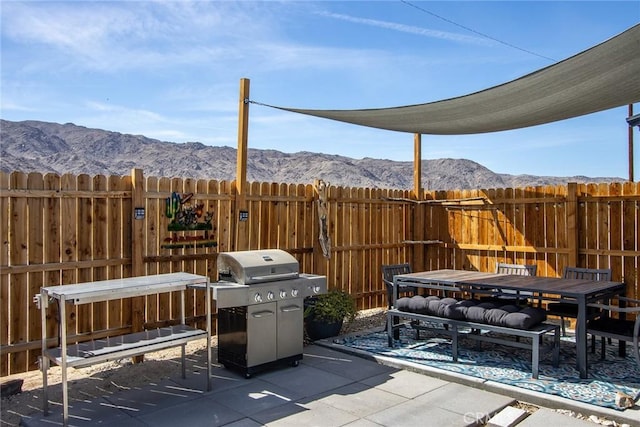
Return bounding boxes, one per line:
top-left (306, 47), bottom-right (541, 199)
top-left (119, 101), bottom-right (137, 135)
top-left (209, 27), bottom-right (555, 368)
top-left (334, 326), bottom-right (640, 410)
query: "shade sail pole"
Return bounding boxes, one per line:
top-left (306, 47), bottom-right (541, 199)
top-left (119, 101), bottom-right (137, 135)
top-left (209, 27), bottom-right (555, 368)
top-left (237, 78), bottom-right (250, 195)
top-left (413, 133), bottom-right (422, 200)
top-left (630, 104), bottom-right (635, 182)
top-left (234, 78), bottom-right (250, 250)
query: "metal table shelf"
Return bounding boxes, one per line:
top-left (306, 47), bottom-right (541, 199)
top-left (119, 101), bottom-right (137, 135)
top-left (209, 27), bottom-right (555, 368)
top-left (35, 272), bottom-right (212, 426)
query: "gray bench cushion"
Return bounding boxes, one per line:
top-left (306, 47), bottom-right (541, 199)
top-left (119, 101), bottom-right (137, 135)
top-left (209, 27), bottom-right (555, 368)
top-left (503, 307), bottom-right (548, 329)
top-left (396, 296), bottom-right (547, 330)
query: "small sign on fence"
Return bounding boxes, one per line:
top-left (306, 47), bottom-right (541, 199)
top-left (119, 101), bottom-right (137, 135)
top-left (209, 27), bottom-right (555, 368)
top-left (161, 192), bottom-right (216, 249)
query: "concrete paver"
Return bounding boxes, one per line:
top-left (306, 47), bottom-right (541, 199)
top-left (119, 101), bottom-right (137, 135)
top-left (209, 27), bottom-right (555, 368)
top-left (206, 379), bottom-right (303, 417)
top-left (487, 406), bottom-right (528, 427)
top-left (516, 408), bottom-right (596, 426)
top-left (360, 369), bottom-right (450, 399)
top-left (414, 382), bottom-right (515, 418)
top-left (365, 398), bottom-right (478, 427)
top-left (254, 400), bottom-right (359, 427)
top-left (137, 396), bottom-right (244, 427)
top-left (313, 382), bottom-right (407, 418)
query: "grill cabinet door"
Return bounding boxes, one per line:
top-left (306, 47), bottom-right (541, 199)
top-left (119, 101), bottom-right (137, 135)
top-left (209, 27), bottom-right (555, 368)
top-left (247, 302), bottom-right (277, 367)
top-left (277, 300), bottom-right (304, 359)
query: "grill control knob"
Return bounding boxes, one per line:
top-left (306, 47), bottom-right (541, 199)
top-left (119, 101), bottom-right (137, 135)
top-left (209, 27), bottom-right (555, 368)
top-left (254, 293), bottom-right (262, 303)
top-left (291, 288), bottom-right (299, 297)
top-left (280, 290), bottom-right (288, 299)
top-left (267, 291), bottom-right (275, 301)
top-left (313, 285), bottom-right (321, 294)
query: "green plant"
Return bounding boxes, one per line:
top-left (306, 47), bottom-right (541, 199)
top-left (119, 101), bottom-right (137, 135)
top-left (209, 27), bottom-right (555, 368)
top-left (304, 290), bottom-right (358, 323)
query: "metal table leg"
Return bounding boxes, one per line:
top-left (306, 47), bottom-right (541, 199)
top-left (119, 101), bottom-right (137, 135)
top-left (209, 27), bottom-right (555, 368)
top-left (206, 280), bottom-right (211, 391)
top-left (60, 296), bottom-right (69, 426)
top-left (39, 290), bottom-right (49, 416)
top-left (576, 296), bottom-right (588, 379)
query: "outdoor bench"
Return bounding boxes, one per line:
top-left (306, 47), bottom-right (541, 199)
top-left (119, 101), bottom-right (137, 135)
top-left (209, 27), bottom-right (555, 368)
top-left (387, 295), bottom-right (560, 379)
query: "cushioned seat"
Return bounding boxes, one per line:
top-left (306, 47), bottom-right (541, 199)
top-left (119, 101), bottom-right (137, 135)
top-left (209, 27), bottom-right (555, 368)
top-left (396, 296), bottom-right (547, 330)
top-left (389, 295), bottom-right (560, 378)
top-left (544, 302), bottom-right (600, 319)
top-left (587, 296), bottom-right (640, 368)
top-left (588, 317), bottom-right (637, 336)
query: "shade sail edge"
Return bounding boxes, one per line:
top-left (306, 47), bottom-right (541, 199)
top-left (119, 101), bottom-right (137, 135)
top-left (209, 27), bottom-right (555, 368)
top-left (271, 24), bottom-right (640, 135)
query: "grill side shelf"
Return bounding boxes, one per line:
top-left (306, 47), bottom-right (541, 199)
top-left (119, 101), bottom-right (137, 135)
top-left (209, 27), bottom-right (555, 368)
top-left (211, 282), bottom-right (250, 307)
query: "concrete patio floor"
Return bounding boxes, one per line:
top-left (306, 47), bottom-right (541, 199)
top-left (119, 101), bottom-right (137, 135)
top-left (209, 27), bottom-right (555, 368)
top-left (18, 341), bottom-right (639, 427)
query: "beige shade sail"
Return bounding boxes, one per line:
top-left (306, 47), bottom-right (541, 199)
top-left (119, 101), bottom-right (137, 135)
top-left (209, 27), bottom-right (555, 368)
top-left (266, 24), bottom-right (640, 135)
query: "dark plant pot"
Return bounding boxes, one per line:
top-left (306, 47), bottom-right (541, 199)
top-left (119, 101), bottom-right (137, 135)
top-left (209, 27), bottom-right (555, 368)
top-left (305, 318), bottom-right (343, 341)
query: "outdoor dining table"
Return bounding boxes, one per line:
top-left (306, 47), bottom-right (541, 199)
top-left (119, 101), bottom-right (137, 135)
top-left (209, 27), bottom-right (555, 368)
top-left (393, 269), bottom-right (626, 379)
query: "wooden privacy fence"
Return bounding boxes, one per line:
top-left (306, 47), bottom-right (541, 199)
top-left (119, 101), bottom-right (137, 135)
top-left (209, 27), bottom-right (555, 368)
top-left (416, 183), bottom-right (639, 296)
top-left (1, 169), bottom-right (639, 375)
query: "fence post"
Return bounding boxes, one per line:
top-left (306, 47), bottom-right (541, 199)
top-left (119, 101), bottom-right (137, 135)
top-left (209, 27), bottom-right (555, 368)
top-left (130, 168), bottom-right (145, 361)
top-left (567, 182), bottom-right (579, 268)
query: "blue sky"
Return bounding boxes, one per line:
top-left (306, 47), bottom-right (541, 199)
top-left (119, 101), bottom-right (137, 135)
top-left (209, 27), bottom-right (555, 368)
top-left (1, 1), bottom-right (639, 178)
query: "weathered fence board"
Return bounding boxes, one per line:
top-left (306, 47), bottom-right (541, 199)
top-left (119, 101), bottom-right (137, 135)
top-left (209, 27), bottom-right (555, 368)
top-left (0, 172), bottom-right (9, 375)
top-left (10, 172), bottom-right (28, 374)
top-left (92, 175), bottom-right (108, 332)
top-left (44, 174), bottom-right (61, 348)
top-left (27, 173), bottom-right (44, 372)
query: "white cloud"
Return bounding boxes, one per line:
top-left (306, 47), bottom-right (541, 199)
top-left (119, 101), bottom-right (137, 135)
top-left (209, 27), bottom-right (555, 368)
top-left (79, 99), bottom-right (237, 145)
top-left (1, 1), bottom-right (408, 75)
top-left (0, 100), bottom-right (39, 113)
top-left (1, 1), bottom-right (264, 71)
top-left (317, 11), bottom-right (494, 46)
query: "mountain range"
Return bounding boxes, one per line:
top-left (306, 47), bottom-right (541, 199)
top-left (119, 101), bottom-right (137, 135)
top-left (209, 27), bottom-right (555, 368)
top-left (0, 119), bottom-right (621, 190)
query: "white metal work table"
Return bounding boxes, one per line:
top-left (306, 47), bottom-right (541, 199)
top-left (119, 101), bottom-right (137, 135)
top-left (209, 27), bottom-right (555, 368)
top-left (35, 272), bottom-right (212, 426)
top-left (394, 269), bottom-right (626, 379)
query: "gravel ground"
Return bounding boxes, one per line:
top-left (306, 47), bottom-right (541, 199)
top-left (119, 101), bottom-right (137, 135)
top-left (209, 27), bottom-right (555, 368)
top-left (0, 308), bottom-right (628, 426)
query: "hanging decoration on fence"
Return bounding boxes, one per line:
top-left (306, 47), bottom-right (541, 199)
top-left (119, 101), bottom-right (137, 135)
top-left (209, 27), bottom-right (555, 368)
top-left (161, 192), bottom-right (216, 249)
top-left (315, 179), bottom-right (331, 259)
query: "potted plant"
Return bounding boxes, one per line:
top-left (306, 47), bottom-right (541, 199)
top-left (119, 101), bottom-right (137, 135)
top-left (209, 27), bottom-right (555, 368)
top-left (304, 290), bottom-right (358, 341)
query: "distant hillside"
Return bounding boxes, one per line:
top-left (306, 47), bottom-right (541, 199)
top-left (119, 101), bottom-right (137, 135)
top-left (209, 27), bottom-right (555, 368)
top-left (0, 119), bottom-right (622, 190)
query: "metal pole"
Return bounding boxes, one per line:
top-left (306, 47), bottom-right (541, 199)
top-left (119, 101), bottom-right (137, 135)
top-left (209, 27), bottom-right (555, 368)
top-left (629, 104), bottom-right (634, 182)
top-left (413, 133), bottom-right (422, 200)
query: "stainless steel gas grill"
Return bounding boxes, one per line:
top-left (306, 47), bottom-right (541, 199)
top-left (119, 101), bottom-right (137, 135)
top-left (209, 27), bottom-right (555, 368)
top-left (212, 249), bottom-right (327, 377)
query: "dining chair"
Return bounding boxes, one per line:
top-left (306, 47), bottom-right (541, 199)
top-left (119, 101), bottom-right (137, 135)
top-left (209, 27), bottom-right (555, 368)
top-left (381, 263), bottom-right (416, 310)
top-left (480, 262), bottom-right (537, 305)
top-left (546, 267), bottom-right (612, 336)
top-left (381, 263), bottom-right (416, 336)
top-left (587, 296), bottom-right (640, 369)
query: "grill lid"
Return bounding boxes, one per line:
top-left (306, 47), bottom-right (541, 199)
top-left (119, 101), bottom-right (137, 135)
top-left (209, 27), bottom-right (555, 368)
top-left (217, 249), bottom-right (299, 285)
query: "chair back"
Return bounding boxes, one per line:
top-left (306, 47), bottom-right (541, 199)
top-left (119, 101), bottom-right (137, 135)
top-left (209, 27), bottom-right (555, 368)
top-left (381, 263), bottom-right (413, 308)
top-left (563, 267), bottom-right (611, 281)
top-left (381, 263), bottom-right (412, 286)
top-left (549, 267), bottom-right (612, 336)
top-left (496, 262), bottom-right (537, 276)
